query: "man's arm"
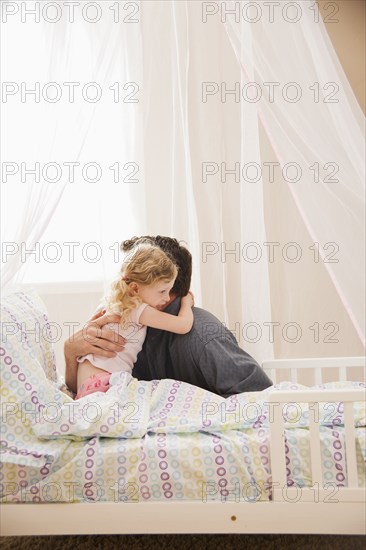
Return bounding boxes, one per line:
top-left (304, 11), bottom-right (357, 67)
top-left (64, 311), bottom-right (125, 393)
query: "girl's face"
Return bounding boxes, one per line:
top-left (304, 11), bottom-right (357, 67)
top-left (136, 279), bottom-right (176, 309)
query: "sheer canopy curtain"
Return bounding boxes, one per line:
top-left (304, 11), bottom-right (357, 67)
top-left (137, 0), bottom-right (365, 360)
top-left (1, 1), bottom-right (144, 292)
top-left (138, 0), bottom-right (274, 363)
top-left (1, 1), bottom-right (364, 365)
top-left (220, 0), bottom-right (365, 350)
top-left (1, 16), bottom-right (67, 290)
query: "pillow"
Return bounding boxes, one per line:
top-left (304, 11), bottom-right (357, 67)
top-left (0, 289), bottom-right (58, 383)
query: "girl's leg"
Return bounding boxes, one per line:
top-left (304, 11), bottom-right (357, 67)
top-left (75, 360), bottom-right (111, 399)
top-left (76, 360), bottom-right (108, 394)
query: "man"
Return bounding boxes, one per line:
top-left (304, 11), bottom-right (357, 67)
top-left (65, 235), bottom-right (272, 396)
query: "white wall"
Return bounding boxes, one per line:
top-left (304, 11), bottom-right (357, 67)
top-left (318, 0), bottom-right (365, 115)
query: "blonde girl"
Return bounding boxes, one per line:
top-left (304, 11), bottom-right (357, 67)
top-left (75, 244), bottom-right (194, 399)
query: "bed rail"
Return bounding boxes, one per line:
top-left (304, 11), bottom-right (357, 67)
top-left (262, 356), bottom-right (366, 384)
top-left (269, 388), bottom-right (366, 503)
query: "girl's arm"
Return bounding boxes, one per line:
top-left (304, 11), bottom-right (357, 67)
top-left (139, 292), bottom-right (194, 334)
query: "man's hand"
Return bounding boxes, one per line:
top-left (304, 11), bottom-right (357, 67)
top-left (64, 310), bottom-right (126, 394)
top-left (70, 310), bottom-right (126, 356)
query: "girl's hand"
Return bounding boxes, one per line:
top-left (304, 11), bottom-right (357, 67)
top-left (182, 291), bottom-right (194, 308)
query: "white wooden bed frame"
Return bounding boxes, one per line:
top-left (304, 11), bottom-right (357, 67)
top-left (1, 356), bottom-right (365, 536)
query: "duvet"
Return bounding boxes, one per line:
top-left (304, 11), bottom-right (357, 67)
top-left (1, 291), bottom-right (365, 503)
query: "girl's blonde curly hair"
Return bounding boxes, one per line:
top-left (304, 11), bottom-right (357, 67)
top-left (106, 244), bottom-right (178, 325)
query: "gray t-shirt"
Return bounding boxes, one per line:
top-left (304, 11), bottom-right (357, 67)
top-left (133, 298), bottom-right (273, 397)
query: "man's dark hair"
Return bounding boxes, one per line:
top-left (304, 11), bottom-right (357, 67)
top-left (121, 236), bottom-right (192, 297)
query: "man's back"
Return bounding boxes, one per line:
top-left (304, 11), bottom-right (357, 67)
top-left (134, 298), bottom-right (273, 397)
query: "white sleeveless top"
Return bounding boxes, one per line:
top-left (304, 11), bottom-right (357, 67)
top-left (77, 302), bottom-right (149, 374)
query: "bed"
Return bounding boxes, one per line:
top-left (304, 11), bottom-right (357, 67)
top-left (0, 290), bottom-right (365, 536)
